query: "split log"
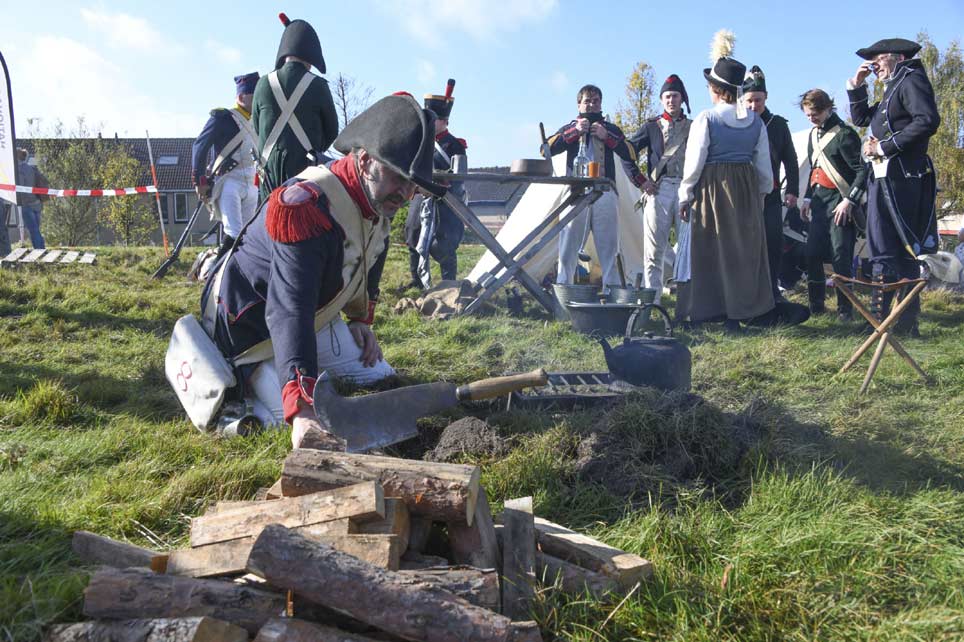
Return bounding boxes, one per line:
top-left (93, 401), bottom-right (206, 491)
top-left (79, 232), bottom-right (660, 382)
top-left (533, 517), bottom-right (653, 588)
top-left (448, 488), bottom-right (499, 570)
top-left (190, 481), bottom-right (383, 546)
top-left (44, 617), bottom-right (248, 642)
top-left (399, 566), bottom-right (500, 612)
top-left (354, 497), bottom-right (410, 550)
top-left (281, 449), bottom-right (480, 524)
top-left (254, 618), bottom-right (383, 642)
top-left (168, 533), bottom-right (402, 577)
top-left (501, 497), bottom-right (536, 620)
top-left (205, 499), bottom-right (272, 515)
top-left (82, 567), bottom-right (285, 635)
top-left (399, 551), bottom-right (449, 569)
top-left (537, 552), bottom-right (618, 598)
top-left (71, 531), bottom-right (157, 569)
top-left (264, 479), bottom-right (284, 499)
top-left (246, 524), bottom-right (541, 642)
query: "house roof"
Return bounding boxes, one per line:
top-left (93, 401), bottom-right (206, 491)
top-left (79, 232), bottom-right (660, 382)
top-left (20, 137), bottom-right (195, 192)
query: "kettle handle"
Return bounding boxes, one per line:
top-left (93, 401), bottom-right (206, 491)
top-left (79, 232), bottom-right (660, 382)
top-left (625, 303), bottom-right (675, 339)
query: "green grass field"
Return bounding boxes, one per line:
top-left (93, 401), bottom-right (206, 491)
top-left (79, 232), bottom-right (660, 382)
top-left (1, 245), bottom-right (962, 641)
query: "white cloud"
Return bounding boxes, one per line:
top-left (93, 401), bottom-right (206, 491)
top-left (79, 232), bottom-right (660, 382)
top-left (549, 70), bottom-right (568, 92)
top-left (416, 59), bottom-right (436, 85)
top-left (205, 39), bottom-right (243, 65)
top-left (377, 0), bottom-right (557, 44)
top-left (79, 7), bottom-right (176, 54)
top-left (13, 35), bottom-right (199, 139)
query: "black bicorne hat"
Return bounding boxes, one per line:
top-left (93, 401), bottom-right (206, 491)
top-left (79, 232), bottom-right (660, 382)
top-left (704, 57), bottom-right (747, 91)
top-left (334, 94), bottom-right (447, 197)
top-left (275, 12), bottom-right (326, 73)
top-left (742, 65), bottom-right (766, 93)
top-left (424, 79), bottom-right (456, 119)
top-left (660, 74), bottom-right (690, 113)
top-left (856, 38), bottom-right (922, 60)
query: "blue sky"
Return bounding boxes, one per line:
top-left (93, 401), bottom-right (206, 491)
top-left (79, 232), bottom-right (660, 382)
top-left (3, 0), bottom-right (962, 167)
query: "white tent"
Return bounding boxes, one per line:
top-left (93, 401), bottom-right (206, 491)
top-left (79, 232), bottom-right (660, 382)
top-left (468, 155), bottom-right (646, 286)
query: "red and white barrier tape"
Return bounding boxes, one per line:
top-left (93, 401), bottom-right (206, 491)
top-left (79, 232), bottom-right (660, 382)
top-left (0, 183), bottom-right (157, 197)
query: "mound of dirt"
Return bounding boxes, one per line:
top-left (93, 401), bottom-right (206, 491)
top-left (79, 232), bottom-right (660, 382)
top-left (573, 389), bottom-right (768, 501)
top-left (425, 416), bottom-right (508, 463)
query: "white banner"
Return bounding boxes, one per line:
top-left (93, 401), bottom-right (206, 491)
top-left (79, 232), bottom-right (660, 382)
top-left (0, 50), bottom-right (17, 207)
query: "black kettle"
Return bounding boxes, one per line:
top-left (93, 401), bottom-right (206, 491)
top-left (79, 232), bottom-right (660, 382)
top-left (598, 304), bottom-right (691, 391)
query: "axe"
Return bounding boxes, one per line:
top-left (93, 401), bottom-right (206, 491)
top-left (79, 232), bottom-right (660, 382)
top-left (313, 369), bottom-right (549, 453)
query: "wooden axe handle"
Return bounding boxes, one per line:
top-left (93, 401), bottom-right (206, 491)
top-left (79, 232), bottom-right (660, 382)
top-left (456, 368), bottom-right (548, 401)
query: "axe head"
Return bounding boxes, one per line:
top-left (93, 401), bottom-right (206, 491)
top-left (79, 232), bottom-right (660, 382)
top-left (313, 374), bottom-right (459, 453)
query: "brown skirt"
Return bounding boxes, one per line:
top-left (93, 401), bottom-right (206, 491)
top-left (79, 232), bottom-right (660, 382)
top-left (686, 163), bottom-right (773, 322)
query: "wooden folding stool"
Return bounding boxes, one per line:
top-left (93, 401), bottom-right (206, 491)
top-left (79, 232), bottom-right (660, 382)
top-left (830, 274), bottom-right (929, 394)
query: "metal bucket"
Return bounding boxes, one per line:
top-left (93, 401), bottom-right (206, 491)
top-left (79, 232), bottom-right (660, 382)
top-left (639, 288), bottom-right (657, 305)
top-left (604, 286), bottom-right (638, 304)
top-left (565, 302), bottom-right (640, 336)
top-left (553, 283), bottom-right (601, 306)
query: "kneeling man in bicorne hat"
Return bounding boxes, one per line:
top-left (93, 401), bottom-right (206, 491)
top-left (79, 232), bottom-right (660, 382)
top-left (201, 93), bottom-right (445, 449)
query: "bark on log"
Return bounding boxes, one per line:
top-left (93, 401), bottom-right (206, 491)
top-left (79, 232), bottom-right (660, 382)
top-left (254, 618), bottom-right (383, 642)
top-left (190, 482), bottom-right (383, 546)
top-left (82, 567), bottom-right (285, 635)
top-left (448, 488), bottom-right (499, 570)
top-left (399, 551), bottom-right (450, 570)
top-left (501, 497), bottom-right (536, 621)
top-left (168, 532), bottom-right (401, 577)
top-left (281, 449), bottom-right (480, 524)
top-left (71, 531), bottom-right (157, 569)
top-left (44, 617), bottom-right (248, 642)
top-left (537, 552), bottom-right (618, 598)
top-left (246, 524), bottom-right (540, 642)
top-left (354, 497), bottom-right (410, 550)
top-left (533, 517), bottom-right (653, 588)
top-left (399, 567), bottom-right (500, 612)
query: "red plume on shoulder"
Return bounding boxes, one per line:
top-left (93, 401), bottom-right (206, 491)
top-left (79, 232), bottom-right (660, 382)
top-left (278, 12), bottom-right (291, 26)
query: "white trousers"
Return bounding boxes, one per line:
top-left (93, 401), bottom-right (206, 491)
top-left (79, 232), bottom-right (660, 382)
top-left (247, 318), bottom-right (395, 427)
top-left (215, 170), bottom-right (258, 238)
top-left (641, 178), bottom-right (681, 303)
top-left (557, 190), bottom-right (619, 286)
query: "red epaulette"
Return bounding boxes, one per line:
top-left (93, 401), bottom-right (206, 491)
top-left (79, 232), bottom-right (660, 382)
top-left (266, 183), bottom-right (333, 243)
top-left (456, 137), bottom-right (468, 149)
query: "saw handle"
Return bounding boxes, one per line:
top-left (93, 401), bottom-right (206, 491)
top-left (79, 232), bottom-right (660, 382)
top-left (456, 368), bottom-right (549, 401)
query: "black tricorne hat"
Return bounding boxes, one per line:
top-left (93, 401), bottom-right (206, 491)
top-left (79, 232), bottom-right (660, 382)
top-left (334, 94), bottom-right (447, 197)
top-left (704, 57), bottom-right (747, 91)
top-left (743, 65), bottom-right (766, 93)
top-left (660, 74), bottom-right (690, 113)
top-left (275, 12), bottom-right (326, 73)
top-left (424, 79), bottom-right (456, 119)
top-left (856, 38), bottom-right (921, 60)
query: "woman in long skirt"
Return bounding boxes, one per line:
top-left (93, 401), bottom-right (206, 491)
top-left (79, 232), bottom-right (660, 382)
top-left (677, 54), bottom-right (774, 333)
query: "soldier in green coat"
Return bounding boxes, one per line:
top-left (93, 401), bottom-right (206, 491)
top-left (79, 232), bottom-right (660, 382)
top-left (798, 89), bottom-right (868, 320)
top-left (252, 13), bottom-right (339, 199)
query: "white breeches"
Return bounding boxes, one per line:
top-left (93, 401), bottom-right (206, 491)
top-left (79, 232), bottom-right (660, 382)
top-left (215, 170), bottom-right (258, 238)
top-left (641, 178), bottom-right (682, 303)
top-left (557, 190), bottom-right (619, 286)
top-left (247, 318), bottom-right (395, 427)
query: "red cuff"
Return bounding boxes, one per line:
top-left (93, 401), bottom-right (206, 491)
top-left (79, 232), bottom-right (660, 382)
top-left (281, 372), bottom-right (316, 424)
top-left (348, 299), bottom-right (377, 325)
top-left (604, 135), bottom-right (619, 149)
top-left (562, 127), bottom-right (580, 144)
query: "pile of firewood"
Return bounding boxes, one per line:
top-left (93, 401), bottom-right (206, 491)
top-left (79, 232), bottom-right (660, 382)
top-left (51, 449), bottom-right (653, 642)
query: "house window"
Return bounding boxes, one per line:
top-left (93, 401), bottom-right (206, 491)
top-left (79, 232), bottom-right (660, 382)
top-left (174, 193), bottom-right (189, 223)
top-left (159, 194), bottom-right (170, 224)
top-left (157, 155), bottom-right (179, 165)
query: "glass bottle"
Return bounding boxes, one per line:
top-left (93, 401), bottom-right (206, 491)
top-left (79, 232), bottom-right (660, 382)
top-left (572, 134), bottom-right (590, 178)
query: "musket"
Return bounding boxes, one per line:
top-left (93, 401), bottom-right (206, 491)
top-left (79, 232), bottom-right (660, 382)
top-left (151, 199), bottom-right (205, 279)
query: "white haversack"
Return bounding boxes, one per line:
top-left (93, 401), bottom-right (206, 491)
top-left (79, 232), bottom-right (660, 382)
top-left (165, 314), bottom-right (237, 430)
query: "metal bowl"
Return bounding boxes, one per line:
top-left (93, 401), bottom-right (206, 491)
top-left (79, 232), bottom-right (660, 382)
top-left (510, 158), bottom-right (553, 177)
top-left (565, 302), bottom-right (641, 336)
top-left (553, 283), bottom-right (601, 306)
top-left (604, 286), bottom-right (639, 304)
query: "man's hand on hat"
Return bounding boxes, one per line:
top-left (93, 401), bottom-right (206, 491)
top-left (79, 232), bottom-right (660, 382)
top-left (590, 122), bottom-right (610, 143)
top-left (853, 61), bottom-right (875, 87)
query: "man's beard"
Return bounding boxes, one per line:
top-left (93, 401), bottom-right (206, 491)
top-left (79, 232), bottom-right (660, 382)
top-left (361, 163), bottom-right (405, 218)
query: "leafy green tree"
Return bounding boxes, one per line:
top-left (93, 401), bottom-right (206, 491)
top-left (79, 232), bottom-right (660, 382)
top-left (613, 61), bottom-right (657, 174)
top-left (98, 147), bottom-right (156, 245)
top-left (917, 32), bottom-right (964, 216)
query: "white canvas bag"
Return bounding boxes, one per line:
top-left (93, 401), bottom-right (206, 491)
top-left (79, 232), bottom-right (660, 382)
top-left (165, 314), bottom-right (237, 430)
